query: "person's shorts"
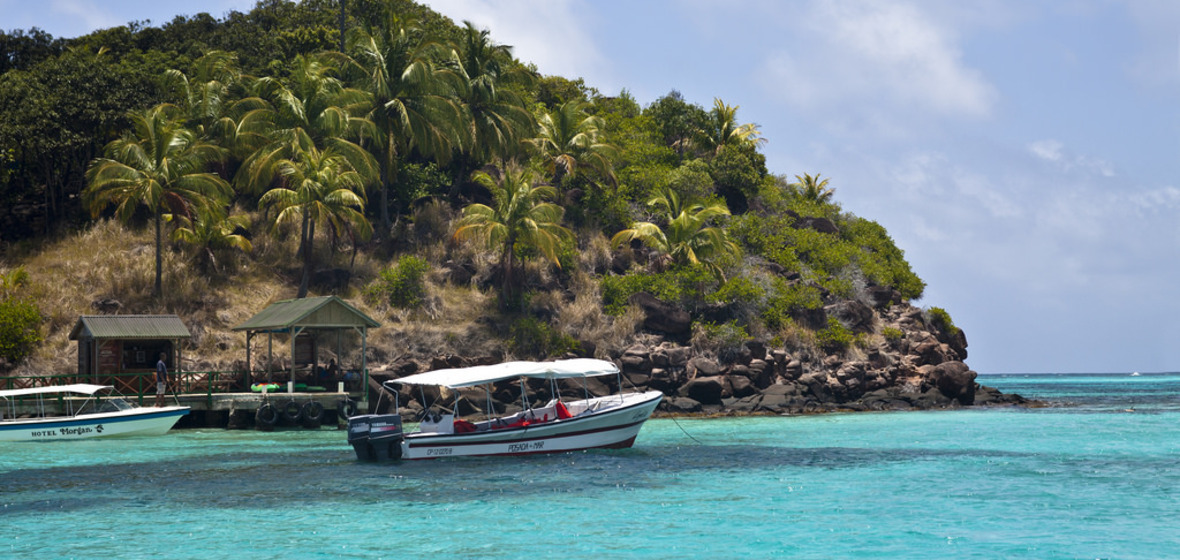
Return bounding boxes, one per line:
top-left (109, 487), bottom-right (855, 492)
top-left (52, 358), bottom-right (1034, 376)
top-left (157, 381), bottom-right (166, 395)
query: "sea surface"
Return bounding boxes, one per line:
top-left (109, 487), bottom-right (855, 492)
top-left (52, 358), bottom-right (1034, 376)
top-left (2, 373), bottom-right (1178, 559)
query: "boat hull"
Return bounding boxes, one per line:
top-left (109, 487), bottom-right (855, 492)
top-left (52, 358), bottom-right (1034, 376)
top-left (401, 391), bottom-right (663, 460)
top-left (0, 406), bottom-right (190, 441)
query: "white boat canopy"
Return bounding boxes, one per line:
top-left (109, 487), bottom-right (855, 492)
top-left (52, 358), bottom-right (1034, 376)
top-left (390, 359), bottom-right (620, 389)
top-left (0, 384), bottom-right (111, 399)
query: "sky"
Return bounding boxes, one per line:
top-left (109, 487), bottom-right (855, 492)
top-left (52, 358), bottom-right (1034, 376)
top-left (4, 0), bottom-right (1179, 373)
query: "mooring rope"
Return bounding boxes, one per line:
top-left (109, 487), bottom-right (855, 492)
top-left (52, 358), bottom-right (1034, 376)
top-left (668, 413), bottom-right (703, 445)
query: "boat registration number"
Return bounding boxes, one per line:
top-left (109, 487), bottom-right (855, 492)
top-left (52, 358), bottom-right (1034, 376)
top-left (426, 447), bottom-right (453, 456)
top-left (508, 441), bottom-right (544, 453)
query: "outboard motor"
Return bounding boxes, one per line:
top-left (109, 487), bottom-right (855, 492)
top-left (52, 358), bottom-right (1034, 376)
top-left (367, 413), bottom-right (404, 461)
top-left (347, 414), bottom-right (403, 461)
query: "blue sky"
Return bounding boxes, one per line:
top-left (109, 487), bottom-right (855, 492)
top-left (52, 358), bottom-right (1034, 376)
top-left (5, 0), bottom-right (1179, 373)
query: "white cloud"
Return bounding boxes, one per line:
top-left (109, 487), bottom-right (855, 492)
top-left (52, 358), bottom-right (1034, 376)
top-left (50, 0), bottom-right (122, 32)
top-left (1028, 139), bottom-right (1064, 162)
top-left (1027, 139), bottom-right (1115, 177)
top-left (418, 0), bottom-right (613, 89)
top-left (758, 0), bottom-right (996, 131)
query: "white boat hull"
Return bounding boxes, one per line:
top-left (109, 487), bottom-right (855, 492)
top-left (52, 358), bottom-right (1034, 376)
top-left (401, 391), bottom-right (663, 460)
top-left (0, 406), bottom-right (189, 441)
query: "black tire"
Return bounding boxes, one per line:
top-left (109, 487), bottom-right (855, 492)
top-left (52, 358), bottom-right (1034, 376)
top-left (337, 399), bottom-right (358, 419)
top-left (255, 403), bottom-right (278, 431)
top-left (301, 400), bottom-right (325, 429)
top-left (282, 400), bottom-right (302, 424)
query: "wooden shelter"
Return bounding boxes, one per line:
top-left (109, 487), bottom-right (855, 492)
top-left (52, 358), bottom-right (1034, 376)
top-left (69, 315), bottom-right (192, 393)
top-left (232, 295), bottom-right (380, 387)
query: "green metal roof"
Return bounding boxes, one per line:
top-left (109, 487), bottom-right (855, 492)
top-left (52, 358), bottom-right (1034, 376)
top-left (231, 295), bottom-right (380, 332)
top-left (68, 315), bottom-right (192, 341)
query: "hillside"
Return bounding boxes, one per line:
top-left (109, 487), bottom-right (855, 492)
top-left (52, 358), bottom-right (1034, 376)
top-left (0, 0), bottom-right (1029, 412)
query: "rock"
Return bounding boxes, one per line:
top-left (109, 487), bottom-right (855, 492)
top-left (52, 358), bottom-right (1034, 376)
top-left (667, 346), bottom-right (692, 367)
top-left (745, 340), bottom-right (767, 361)
top-left (688, 357), bottom-right (722, 377)
top-left (932, 361), bottom-right (977, 405)
top-left (620, 353), bottom-right (653, 374)
top-left (727, 375), bottom-right (758, 398)
top-left (865, 286), bottom-right (901, 309)
top-left (629, 292), bottom-right (692, 336)
top-left (826, 300), bottom-right (875, 333)
top-left (682, 375), bottom-right (725, 405)
top-left (91, 298), bottom-right (122, 314)
top-left (664, 396), bottom-right (702, 413)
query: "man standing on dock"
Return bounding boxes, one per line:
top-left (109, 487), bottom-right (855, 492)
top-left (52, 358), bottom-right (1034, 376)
top-left (156, 352), bottom-right (168, 407)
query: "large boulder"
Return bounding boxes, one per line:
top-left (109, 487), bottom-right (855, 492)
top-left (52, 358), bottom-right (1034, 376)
top-left (628, 292), bottom-right (692, 336)
top-left (682, 376), bottom-right (725, 404)
top-left (931, 361), bottom-right (977, 405)
top-left (826, 300), bottom-right (875, 333)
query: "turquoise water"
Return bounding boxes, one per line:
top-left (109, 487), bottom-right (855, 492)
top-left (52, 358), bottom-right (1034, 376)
top-left (3, 374), bottom-right (1178, 559)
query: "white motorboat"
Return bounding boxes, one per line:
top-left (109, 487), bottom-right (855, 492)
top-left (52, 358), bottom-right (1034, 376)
top-left (348, 359), bottom-right (664, 461)
top-left (0, 384), bottom-right (190, 441)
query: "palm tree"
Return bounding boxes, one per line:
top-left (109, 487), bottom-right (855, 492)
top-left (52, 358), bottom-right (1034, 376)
top-left (529, 99), bottom-right (619, 186)
top-left (789, 173), bottom-right (835, 204)
top-left (170, 209), bottom-right (253, 273)
top-left (84, 103), bottom-right (231, 297)
top-left (692, 98), bottom-right (765, 156)
top-left (611, 188), bottom-right (739, 278)
top-left (236, 54), bottom-right (376, 197)
top-left (453, 165), bottom-right (572, 308)
top-left (163, 51), bottom-right (268, 163)
top-left (450, 21), bottom-right (535, 168)
top-left (260, 145), bottom-right (374, 298)
top-left (344, 9), bottom-right (465, 231)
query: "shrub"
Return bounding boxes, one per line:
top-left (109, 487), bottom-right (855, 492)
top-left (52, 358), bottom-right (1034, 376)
top-left (925, 307), bottom-right (959, 336)
top-left (0, 298), bottom-right (42, 365)
top-left (706, 275), bottom-right (765, 306)
top-left (364, 256), bottom-right (429, 309)
top-left (881, 326), bottom-right (904, 342)
top-left (762, 278), bottom-right (823, 330)
top-left (508, 316), bottom-right (580, 358)
top-left (692, 320), bottom-right (749, 362)
top-left (816, 317), bottom-right (854, 352)
top-left (600, 265), bottom-right (719, 315)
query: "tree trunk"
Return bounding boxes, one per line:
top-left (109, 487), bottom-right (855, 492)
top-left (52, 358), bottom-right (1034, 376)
top-left (297, 215), bottom-right (314, 298)
top-left (153, 209), bottom-right (163, 297)
top-left (500, 239), bottom-right (515, 310)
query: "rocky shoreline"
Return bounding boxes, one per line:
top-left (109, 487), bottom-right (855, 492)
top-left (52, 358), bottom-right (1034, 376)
top-left (367, 293), bottom-right (1035, 416)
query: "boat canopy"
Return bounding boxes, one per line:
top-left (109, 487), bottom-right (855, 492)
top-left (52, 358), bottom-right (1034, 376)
top-left (0, 384), bottom-right (111, 399)
top-left (390, 359), bottom-right (620, 389)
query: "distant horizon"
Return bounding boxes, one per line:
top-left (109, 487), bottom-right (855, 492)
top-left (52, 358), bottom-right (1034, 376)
top-left (978, 370), bottom-right (1174, 376)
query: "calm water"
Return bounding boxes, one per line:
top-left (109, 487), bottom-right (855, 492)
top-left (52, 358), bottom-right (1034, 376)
top-left (2, 374), bottom-right (1178, 559)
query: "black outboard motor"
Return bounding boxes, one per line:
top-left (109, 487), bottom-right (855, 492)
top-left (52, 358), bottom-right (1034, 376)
top-left (348, 414), bottom-right (404, 461)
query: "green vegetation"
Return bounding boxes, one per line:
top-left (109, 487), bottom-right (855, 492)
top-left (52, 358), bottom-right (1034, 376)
top-left (0, 0), bottom-right (950, 369)
top-left (364, 255), bottom-right (429, 309)
top-left (926, 307), bottom-right (960, 336)
top-left (508, 316), bottom-right (579, 358)
top-left (0, 268), bottom-right (40, 364)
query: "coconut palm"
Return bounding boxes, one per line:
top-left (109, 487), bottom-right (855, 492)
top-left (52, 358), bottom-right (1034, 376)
top-left (163, 51), bottom-right (268, 163)
top-left (789, 172), bottom-right (835, 204)
top-left (454, 165), bottom-right (572, 308)
top-left (170, 209), bottom-right (253, 273)
top-left (236, 54), bottom-right (376, 197)
top-left (530, 99), bottom-right (619, 186)
top-left (84, 103), bottom-right (231, 297)
top-left (611, 188), bottom-right (739, 278)
top-left (450, 21), bottom-right (535, 167)
top-left (260, 144), bottom-right (374, 298)
top-left (345, 10), bottom-right (465, 231)
top-left (691, 98), bottom-right (765, 156)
